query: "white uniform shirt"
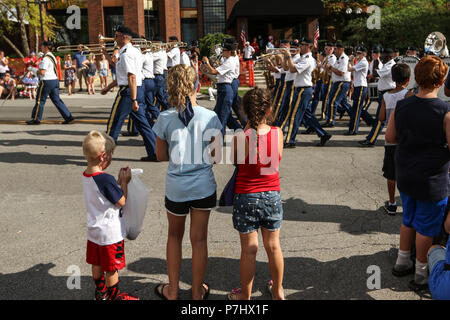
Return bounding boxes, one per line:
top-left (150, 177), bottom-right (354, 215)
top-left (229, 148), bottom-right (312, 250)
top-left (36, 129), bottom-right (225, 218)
top-left (369, 58), bottom-right (383, 75)
top-left (377, 59), bottom-right (396, 91)
top-left (352, 57), bottom-right (369, 87)
top-left (231, 55), bottom-right (240, 80)
top-left (153, 50), bottom-right (167, 75)
top-left (180, 51), bottom-right (191, 66)
top-left (167, 46), bottom-right (180, 67)
top-left (243, 46), bottom-right (255, 59)
top-left (293, 52), bottom-right (315, 87)
top-left (274, 67), bottom-right (281, 79)
top-left (0, 58), bottom-right (8, 73)
top-left (285, 54), bottom-right (301, 82)
top-left (142, 52), bottom-right (155, 79)
top-left (116, 42), bottom-right (143, 87)
top-left (331, 53), bottom-right (351, 83)
top-left (39, 52), bottom-right (58, 80)
top-left (216, 56), bottom-right (235, 84)
top-left (326, 54), bottom-right (337, 69)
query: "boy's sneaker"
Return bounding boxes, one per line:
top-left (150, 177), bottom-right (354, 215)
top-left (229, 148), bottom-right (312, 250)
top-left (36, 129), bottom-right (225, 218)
top-left (95, 289), bottom-right (108, 300)
top-left (384, 201), bottom-right (397, 215)
top-left (112, 292), bottom-right (139, 300)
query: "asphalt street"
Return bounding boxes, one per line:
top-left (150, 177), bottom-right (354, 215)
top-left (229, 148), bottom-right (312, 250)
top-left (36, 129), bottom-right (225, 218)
top-left (0, 90), bottom-right (428, 300)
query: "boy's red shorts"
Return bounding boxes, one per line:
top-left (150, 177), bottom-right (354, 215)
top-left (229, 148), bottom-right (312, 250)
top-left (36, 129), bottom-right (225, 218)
top-left (86, 240), bottom-right (126, 272)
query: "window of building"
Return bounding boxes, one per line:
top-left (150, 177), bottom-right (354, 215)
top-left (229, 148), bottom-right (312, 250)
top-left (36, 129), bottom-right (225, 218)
top-left (202, 0), bottom-right (226, 34)
top-left (181, 18), bottom-right (198, 44)
top-left (104, 7), bottom-right (124, 38)
top-left (181, 0), bottom-right (197, 8)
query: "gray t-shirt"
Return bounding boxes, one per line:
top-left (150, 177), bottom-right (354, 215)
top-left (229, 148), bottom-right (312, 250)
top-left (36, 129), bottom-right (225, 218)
top-left (153, 105), bottom-right (222, 202)
top-left (384, 89), bottom-right (408, 146)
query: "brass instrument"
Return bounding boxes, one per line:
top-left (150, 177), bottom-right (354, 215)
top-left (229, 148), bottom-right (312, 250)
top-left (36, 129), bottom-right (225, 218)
top-left (166, 42), bottom-right (188, 50)
top-left (425, 31), bottom-right (449, 57)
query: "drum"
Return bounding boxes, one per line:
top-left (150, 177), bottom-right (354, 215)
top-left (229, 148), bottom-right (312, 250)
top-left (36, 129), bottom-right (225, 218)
top-left (368, 82), bottom-right (379, 100)
top-left (437, 56), bottom-right (450, 102)
top-left (397, 55), bottom-right (420, 90)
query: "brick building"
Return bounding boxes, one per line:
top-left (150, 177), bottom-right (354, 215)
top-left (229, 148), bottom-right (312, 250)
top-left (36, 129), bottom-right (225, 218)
top-left (47, 0), bottom-right (323, 46)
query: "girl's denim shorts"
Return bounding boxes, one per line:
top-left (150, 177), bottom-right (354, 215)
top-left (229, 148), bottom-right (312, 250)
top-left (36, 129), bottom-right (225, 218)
top-left (232, 191), bottom-right (283, 234)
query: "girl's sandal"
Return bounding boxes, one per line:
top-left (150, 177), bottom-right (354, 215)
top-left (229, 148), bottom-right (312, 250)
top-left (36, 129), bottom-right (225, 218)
top-left (267, 280), bottom-right (274, 300)
top-left (227, 287), bottom-right (242, 300)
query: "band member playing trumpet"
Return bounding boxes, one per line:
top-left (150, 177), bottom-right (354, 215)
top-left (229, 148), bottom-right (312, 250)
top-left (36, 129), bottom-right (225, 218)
top-left (318, 43), bottom-right (337, 120)
top-left (202, 42), bottom-right (236, 137)
top-left (346, 46), bottom-right (370, 135)
top-left (283, 38), bottom-right (332, 148)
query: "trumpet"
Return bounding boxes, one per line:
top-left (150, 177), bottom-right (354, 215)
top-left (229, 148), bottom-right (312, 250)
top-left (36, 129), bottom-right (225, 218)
top-left (166, 42), bottom-right (188, 50)
top-left (254, 52), bottom-right (280, 63)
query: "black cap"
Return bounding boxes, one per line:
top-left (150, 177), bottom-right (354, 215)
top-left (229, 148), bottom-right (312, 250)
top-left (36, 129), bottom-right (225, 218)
top-left (355, 46), bottom-right (367, 53)
top-left (324, 42), bottom-right (334, 47)
top-left (371, 47), bottom-right (380, 53)
top-left (42, 40), bottom-right (54, 48)
top-left (301, 37), bottom-right (313, 45)
top-left (336, 42), bottom-right (344, 48)
top-left (383, 48), bottom-right (394, 54)
top-left (223, 43), bottom-right (236, 51)
top-left (115, 25), bottom-right (133, 36)
top-left (280, 39), bottom-right (290, 44)
top-left (169, 36), bottom-right (178, 41)
top-left (407, 46), bottom-right (418, 51)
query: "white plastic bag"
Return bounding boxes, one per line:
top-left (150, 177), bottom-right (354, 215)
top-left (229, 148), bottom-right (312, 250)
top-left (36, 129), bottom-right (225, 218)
top-left (122, 168), bottom-right (149, 240)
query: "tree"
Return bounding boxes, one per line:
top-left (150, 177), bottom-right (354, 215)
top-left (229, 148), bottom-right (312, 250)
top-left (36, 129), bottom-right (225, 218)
top-left (199, 33), bottom-right (233, 58)
top-left (0, 0), bottom-right (59, 57)
top-left (322, 0), bottom-right (450, 51)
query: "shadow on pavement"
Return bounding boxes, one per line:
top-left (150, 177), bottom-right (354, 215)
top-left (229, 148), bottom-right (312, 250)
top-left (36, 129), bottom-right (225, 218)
top-left (0, 152), bottom-right (143, 166)
top-left (0, 249), bottom-right (418, 300)
top-left (216, 197), bottom-right (402, 236)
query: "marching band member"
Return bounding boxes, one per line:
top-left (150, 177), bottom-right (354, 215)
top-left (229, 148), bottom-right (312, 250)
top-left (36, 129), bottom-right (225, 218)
top-left (274, 41), bottom-right (299, 128)
top-left (362, 47), bottom-right (383, 110)
top-left (167, 36), bottom-right (180, 69)
top-left (27, 41), bottom-right (74, 125)
top-left (229, 41), bottom-right (246, 129)
top-left (346, 46), bottom-right (370, 135)
top-left (153, 41), bottom-right (170, 111)
top-left (319, 43), bottom-right (337, 120)
top-left (101, 25), bottom-right (157, 162)
top-left (202, 42), bottom-right (236, 137)
top-left (283, 38), bottom-right (332, 148)
top-left (406, 46), bottom-right (419, 58)
top-left (324, 42), bottom-right (352, 127)
top-left (180, 43), bottom-right (191, 66)
top-left (272, 40), bottom-right (290, 113)
top-left (359, 48), bottom-right (396, 147)
top-left (309, 51), bottom-right (325, 120)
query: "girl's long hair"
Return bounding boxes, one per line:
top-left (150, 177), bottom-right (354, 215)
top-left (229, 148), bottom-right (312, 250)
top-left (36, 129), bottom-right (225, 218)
top-left (167, 64), bottom-right (197, 110)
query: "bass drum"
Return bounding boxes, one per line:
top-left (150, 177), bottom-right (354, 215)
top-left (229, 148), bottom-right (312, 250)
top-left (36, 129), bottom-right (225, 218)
top-left (397, 55), bottom-right (420, 90)
top-left (438, 56), bottom-right (450, 102)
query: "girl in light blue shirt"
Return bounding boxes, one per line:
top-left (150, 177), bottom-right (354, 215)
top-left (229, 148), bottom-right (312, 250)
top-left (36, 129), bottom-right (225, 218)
top-left (152, 64), bottom-right (222, 300)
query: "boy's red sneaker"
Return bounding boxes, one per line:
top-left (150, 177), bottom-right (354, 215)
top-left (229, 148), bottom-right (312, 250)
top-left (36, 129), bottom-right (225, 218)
top-left (113, 292), bottom-right (139, 300)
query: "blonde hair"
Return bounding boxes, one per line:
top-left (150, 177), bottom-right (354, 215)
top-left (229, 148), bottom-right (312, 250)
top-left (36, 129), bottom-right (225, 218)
top-left (167, 64), bottom-right (197, 110)
top-left (82, 130), bottom-right (116, 162)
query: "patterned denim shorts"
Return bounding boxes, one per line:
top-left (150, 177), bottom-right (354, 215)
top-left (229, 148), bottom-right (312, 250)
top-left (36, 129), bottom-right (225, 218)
top-left (232, 191), bottom-right (283, 234)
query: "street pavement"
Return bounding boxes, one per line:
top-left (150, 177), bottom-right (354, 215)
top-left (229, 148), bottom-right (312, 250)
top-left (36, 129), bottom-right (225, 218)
top-left (0, 89), bottom-right (429, 300)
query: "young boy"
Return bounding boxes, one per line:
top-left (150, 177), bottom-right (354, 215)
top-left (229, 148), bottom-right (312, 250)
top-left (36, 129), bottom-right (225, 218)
top-left (379, 63), bottom-right (413, 215)
top-left (82, 130), bottom-right (138, 300)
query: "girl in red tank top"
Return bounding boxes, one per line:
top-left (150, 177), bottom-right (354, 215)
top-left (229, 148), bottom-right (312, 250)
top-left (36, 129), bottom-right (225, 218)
top-left (228, 88), bottom-right (285, 300)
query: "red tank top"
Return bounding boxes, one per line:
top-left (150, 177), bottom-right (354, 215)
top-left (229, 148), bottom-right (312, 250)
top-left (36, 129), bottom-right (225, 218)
top-left (234, 127), bottom-right (281, 194)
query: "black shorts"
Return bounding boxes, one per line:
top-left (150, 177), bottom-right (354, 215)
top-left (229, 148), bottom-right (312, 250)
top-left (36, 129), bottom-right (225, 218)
top-left (165, 192), bottom-right (217, 216)
top-left (382, 145), bottom-right (397, 180)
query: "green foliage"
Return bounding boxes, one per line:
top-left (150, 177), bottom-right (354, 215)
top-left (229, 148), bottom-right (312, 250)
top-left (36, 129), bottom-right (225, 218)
top-left (322, 0), bottom-right (450, 52)
top-left (198, 33), bottom-right (233, 58)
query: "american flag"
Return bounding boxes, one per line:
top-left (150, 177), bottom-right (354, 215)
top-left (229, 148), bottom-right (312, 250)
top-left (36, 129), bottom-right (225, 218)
top-left (314, 22), bottom-right (320, 48)
top-left (240, 24), bottom-right (246, 45)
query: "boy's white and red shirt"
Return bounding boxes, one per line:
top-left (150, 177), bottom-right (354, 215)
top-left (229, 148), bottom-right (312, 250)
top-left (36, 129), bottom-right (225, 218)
top-left (82, 171), bottom-right (125, 246)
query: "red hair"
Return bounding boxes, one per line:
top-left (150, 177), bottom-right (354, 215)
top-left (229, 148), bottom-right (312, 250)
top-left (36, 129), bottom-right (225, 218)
top-left (414, 56), bottom-right (448, 90)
